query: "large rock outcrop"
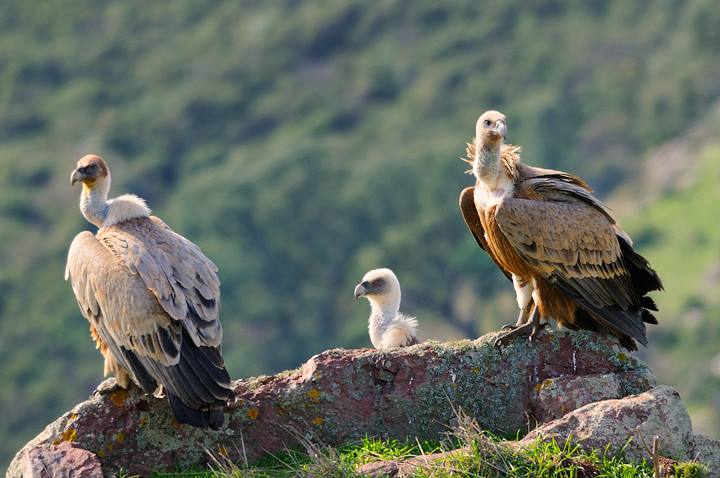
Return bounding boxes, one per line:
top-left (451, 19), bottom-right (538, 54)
top-left (358, 385), bottom-right (720, 477)
top-left (8, 330), bottom-right (658, 476)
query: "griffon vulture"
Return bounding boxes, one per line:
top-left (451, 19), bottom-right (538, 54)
top-left (459, 111), bottom-right (662, 350)
top-left (65, 154), bottom-right (232, 428)
top-left (354, 268), bottom-right (419, 348)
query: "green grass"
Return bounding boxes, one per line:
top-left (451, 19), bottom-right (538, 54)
top-left (147, 436), bottom-right (709, 478)
top-left (148, 414), bottom-right (709, 478)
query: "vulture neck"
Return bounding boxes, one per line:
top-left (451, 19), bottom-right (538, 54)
top-left (474, 141), bottom-right (502, 182)
top-left (80, 176), bottom-right (111, 228)
top-left (367, 292), bottom-right (401, 346)
top-left (474, 141), bottom-right (512, 192)
top-left (80, 174), bottom-right (151, 228)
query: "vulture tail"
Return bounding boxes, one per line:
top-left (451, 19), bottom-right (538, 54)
top-left (619, 235), bottom-right (662, 326)
top-left (554, 281), bottom-right (647, 351)
top-left (167, 392), bottom-right (225, 429)
top-left (162, 330), bottom-right (233, 429)
top-left (618, 237), bottom-right (663, 299)
top-left (120, 329), bottom-right (233, 429)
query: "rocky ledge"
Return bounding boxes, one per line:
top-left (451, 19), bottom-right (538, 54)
top-left (7, 330), bottom-right (719, 477)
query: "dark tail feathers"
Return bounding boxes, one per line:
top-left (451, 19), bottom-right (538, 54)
top-left (168, 392), bottom-right (225, 430)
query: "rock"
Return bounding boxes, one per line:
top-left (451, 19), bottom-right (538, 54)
top-left (8, 330), bottom-right (655, 476)
top-left (520, 385), bottom-right (694, 462)
top-left (528, 370), bottom-right (655, 423)
top-left (356, 450), bottom-right (464, 477)
top-left (10, 442), bottom-right (102, 478)
top-left (689, 434), bottom-right (720, 478)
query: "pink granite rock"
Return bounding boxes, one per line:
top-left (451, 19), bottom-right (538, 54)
top-left (522, 385), bottom-right (692, 460)
top-left (8, 330), bottom-right (656, 476)
top-left (14, 442), bottom-right (102, 478)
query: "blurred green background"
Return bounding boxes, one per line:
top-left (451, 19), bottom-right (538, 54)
top-left (1, 0), bottom-right (719, 471)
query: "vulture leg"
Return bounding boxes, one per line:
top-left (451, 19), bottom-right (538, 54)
top-left (501, 301), bottom-right (535, 329)
top-left (493, 305), bottom-right (547, 347)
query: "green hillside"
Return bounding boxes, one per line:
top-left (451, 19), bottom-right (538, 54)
top-left (2, 0), bottom-right (720, 470)
top-left (618, 119), bottom-right (720, 435)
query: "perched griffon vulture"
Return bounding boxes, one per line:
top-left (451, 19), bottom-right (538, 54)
top-left (65, 154), bottom-right (232, 428)
top-left (459, 111), bottom-right (662, 350)
top-left (354, 268), bottom-right (419, 349)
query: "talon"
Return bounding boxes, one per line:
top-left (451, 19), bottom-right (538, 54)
top-left (495, 307), bottom-right (544, 347)
top-left (528, 321), bottom-right (549, 342)
top-left (94, 378), bottom-right (120, 395)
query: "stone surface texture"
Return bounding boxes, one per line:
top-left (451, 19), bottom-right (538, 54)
top-left (13, 442), bottom-right (102, 478)
top-left (358, 386), bottom-right (720, 477)
top-left (7, 330), bottom-right (659, 476)
top-left (521, 385), bottom-right (692, 460)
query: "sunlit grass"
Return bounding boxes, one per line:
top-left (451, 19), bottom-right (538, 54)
top-left (150, 416), bottom-right (708, 478)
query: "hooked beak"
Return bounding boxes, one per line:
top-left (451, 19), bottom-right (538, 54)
top-left (492, 120), bottom-right (507, 139)
top-left (70, 168), bottom-right (83, 186)
top-left (354, 281), bottom-right (370, 300)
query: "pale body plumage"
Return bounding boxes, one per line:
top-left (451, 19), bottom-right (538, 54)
top-left (65, 155), bottom-right (232, 428)
top-left (354, 268), bottom-right (418, 349)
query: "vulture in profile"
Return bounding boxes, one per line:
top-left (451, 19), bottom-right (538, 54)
top-left (354, 268), bottom-right (419, 349)
top-left (65, 154), bottom-right (232, 428)
top-left (459, 111), bottom-right (662, 350)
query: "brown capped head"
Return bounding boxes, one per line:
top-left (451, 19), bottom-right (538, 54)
top-left (71, 154), bottom-right (109, 186)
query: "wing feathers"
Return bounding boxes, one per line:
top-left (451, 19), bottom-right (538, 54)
top-left (97, 217), bottom-right (223, 348)
top-left (67, 218), bottom-right (231, 428)
top-left (495, 182), bottom-right (659, 347)
top-left (459, 186), bottom-right (512, 280)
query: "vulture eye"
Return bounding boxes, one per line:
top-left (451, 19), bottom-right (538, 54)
top-left (483, 119), bottom-right (492, 127)
top-left (373, 279), bottom-right (384, 286)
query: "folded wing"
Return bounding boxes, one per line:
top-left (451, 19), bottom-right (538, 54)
top-left (66, 217), bottom-right (232, 429)
top-left (495, 177), bottom-right (660, 346)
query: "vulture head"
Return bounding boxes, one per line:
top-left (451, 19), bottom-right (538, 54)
top-left (354, 268), bottom-right (401, 309)
top-left (476, 110), bottom-right (507, 145)
top-left (71, 154), bottom-right (110, 188)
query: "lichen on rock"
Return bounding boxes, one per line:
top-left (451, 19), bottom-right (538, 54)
top-left (8, 330), bottom-right (660, 476)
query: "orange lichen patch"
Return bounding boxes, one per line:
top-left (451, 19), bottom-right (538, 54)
top-left (246, 408), bottom-right (260, 420)
top-left (70, 413), bottom-right (79, 421)
top-left (312, 417), bottom-right (324, 426)
top-left (109, 389), bottom-right (128, 407)
top-left (534, 378), bottom-right (554, 392)
top-left (307, 388), bottom-right (321, 402)
top-left (113, 432), bottom-right (125, 444)
top-left (218, 445), bottom-right (228, 457)
top-left (52, 427), bottom-right (78, 445)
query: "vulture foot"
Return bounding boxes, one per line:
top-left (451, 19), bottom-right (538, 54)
top-left (494, 308), bottom-right (547, 347)
top-left (93, 378), bottom-right (121, 395)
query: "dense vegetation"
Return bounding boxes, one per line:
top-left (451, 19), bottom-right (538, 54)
top-left (1, 0), bottom-right (720, 471)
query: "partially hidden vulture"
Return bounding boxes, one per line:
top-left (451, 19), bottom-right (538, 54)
top-left (459, 111), bottom-right (662, 350)
top-left (66, 154), bottom-right (232, 428)
top-left (354, 268), bottom-right (419, 349)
